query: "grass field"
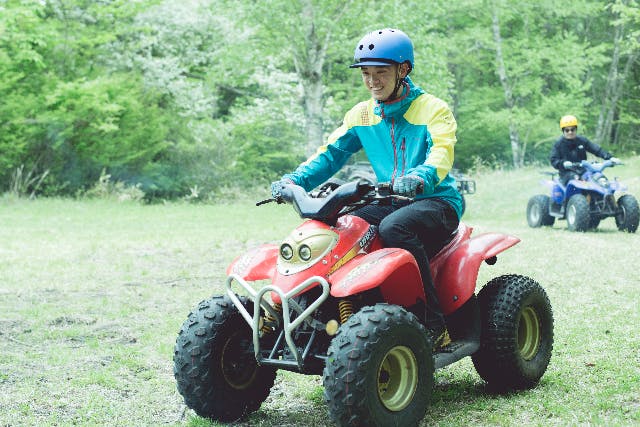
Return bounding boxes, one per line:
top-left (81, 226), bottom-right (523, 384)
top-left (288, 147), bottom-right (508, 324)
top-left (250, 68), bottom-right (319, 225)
top-left (1, 156), bottom-right (639, 426)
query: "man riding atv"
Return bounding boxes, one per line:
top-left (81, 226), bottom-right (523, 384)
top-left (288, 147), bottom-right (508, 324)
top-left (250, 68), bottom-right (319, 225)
top-left (271, 28), bottom-right (461, 350)
top-left (550, 115), bottom-right (619, 185)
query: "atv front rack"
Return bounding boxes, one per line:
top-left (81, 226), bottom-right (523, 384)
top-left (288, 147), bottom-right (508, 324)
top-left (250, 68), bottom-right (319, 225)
top-left (225, 274), bottom-right (330, 370)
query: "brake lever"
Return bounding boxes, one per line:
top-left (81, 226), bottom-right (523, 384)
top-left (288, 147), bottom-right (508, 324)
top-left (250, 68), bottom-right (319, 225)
top-left (256, 198), bottom-right (275, 206)
top-left (256, 198), bottom-right (286, 206)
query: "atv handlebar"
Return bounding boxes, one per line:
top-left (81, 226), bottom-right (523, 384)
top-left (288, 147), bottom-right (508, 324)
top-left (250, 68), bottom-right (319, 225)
top-left (258, 180), bottom-right (417, 224)
top-left (554, 158), bottom-right (623, 175)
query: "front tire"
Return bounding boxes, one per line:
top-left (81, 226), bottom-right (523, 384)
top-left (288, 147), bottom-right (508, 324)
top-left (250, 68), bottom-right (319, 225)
top-left (527, 195), bottom-right (555, 227)
top-left (323, 304), bottom-right (433, 427)
top-left (615, 194), bottom-right (639, 233)
top-left (173, 295), bottom-right (277, 422)
top-left (472, 275), bottom-right (554, 391)
top-left (566, 194), bottom-right (590, 232)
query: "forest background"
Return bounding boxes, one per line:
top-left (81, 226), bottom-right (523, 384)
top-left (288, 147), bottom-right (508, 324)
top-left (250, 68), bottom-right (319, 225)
top-left (1, 0), bottom-right (639, 200)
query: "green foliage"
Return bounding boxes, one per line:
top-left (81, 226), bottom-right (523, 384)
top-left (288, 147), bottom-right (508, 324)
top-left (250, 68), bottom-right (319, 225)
top-left (232, 118), bottom-right (304, 182)
top-left (0, 1), bottom-right (52, 180)
top-left (1, 0), bottom-right (639, 199)
top-left (83, 169), bottom-right (145, 202)
top-left (32, 74), bottom-right (170, 195)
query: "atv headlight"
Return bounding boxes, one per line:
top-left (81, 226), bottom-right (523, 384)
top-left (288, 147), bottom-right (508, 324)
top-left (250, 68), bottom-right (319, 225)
top-left (280, 244), bottom-right (294, 260)
top-left (277, 227), bottom-right (339, 275)
top-left (298, 245), bottom-right (312, 261)
top-left (597, 177), bottom-right (608, 187)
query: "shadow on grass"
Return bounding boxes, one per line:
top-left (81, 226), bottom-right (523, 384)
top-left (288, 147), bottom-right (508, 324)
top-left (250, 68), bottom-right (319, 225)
top-left (183, 376), bottom-right (555, 427)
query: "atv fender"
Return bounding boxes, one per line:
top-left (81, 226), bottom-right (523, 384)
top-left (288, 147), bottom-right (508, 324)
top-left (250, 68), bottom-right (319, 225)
top-left (329, 248), bottom-right (425, 307)
top-left (541, 179), bottom-right (556, 190)
top-left (226, 244), bottom-right (278, 281)
top-left (435, 233), bottom-right (520, 315)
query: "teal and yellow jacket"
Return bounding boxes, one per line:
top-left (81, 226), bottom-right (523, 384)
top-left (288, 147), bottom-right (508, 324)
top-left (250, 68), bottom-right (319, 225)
top-left (283, 77), bottom-right (463, 219)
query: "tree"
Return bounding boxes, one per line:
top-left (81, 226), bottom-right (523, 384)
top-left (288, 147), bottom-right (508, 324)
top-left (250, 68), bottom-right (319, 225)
top-left (443, 0), bottom-right (601, 169)
top-left (594, 0), bottom-right (640, 146)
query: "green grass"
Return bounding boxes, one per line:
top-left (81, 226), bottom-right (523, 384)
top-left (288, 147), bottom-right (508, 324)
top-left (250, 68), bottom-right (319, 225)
top-left (1, 157), bottom-right (639, 426)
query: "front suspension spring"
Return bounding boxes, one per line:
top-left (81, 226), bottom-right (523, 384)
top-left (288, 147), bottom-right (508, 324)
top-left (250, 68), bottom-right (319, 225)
top-left (338, 299), bottom-right (354, 324)
top-left (261, 303), bottom-right (282, 334)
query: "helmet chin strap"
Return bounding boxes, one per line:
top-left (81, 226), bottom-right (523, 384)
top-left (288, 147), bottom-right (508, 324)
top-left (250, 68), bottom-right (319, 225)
top-left (384, 65), bottom-right (406, 102)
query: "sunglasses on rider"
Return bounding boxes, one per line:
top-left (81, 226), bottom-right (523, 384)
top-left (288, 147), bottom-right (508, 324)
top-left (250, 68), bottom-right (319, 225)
top-left (563, 127), bottom-right (577, 133)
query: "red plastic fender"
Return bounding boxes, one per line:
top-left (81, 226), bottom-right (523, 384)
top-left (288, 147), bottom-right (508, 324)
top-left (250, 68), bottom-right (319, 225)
top-left (434, 233), bottom-right (520, 315)
top-left (226, 244), bottom-right (278, 281)
top-left (329, 248), bottom-right (426, 307)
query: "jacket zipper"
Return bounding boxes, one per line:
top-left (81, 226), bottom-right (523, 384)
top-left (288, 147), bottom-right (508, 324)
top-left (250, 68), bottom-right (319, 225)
top-left (401, 137), bottom-right (406, 176)
top-left (390, 118), bottom-right (398, 184)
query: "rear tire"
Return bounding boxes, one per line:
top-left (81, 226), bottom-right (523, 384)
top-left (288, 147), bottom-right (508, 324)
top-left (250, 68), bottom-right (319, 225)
top-left (323, 304), bottom-right (433, 427)
top-left (472, 275), bottom-right (553, 391)
top-left (615, 194), bottom-right (639, 233)
top-left (566, 194), bottom-right (590, 232)
top-left (527, 195), bottom-right (555, 227)
top-left (173, 295), bottom-right (276, 422)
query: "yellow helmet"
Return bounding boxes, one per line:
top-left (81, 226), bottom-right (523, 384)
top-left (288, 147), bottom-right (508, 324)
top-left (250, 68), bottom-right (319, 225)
top-left (560, 115), bottom-right (578, 129)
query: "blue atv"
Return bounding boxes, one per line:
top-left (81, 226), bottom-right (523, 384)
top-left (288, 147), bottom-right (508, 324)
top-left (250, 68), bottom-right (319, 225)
top-left (526, 159), bottom-right (639, 233)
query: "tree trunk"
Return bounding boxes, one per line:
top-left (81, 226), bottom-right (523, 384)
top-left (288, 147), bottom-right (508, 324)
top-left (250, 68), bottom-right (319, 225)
top-left (491, 7), bottom-right (524, 167)
top-left (293, 0), bottom-right (330, 157)
top-left (595, 23), bottom-right (622, 145)
top-left (595, 19), bottom-right (639, 146)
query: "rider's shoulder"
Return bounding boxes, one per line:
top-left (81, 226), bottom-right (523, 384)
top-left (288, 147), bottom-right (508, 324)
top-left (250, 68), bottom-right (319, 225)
top-left (344, 100), bottom-right (377, 127)
top-left (575, 135), bottom-right (592, 144)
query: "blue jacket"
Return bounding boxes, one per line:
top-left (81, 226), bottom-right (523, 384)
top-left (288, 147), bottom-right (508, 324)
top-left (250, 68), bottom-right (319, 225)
top-left (284, 77), bottom-right (463, 219)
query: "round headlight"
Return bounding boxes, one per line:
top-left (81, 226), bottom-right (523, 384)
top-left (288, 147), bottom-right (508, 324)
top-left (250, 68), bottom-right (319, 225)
top-left (280, 244), bottom-right (294, 260)
top-left (298, 245), bottom-right (312, 261)
top-left (597, 177), bottom-right (608, 187)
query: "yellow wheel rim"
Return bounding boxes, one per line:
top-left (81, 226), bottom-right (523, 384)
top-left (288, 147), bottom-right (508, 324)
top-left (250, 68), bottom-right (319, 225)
top-left (518, 306), bottom-right (541, 360)
top-left (377, 345), bottom-right (418, 411)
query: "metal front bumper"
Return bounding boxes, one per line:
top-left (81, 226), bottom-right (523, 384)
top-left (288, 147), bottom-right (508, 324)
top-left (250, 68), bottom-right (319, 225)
top-left (225, 274), bottom-right (330, 369)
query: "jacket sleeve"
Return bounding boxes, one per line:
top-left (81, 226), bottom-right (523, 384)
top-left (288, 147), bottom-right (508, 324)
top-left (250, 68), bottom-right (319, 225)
top-left (549, 139), bottom-right (564, 170)
top-left (583, 137), bottom-right (612, 160)
top-left (282, 118), bottom-right (363, 192)
top-left (406, 96), bottom-right (457, 195)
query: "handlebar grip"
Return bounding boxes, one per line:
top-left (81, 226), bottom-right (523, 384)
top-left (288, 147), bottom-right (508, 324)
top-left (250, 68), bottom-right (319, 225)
top-left (377, 182), bottom-right (393, 196)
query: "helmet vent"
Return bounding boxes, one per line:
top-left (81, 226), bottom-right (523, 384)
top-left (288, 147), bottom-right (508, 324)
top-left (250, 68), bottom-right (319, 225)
top-left (368, 44), bottom-right (374, 50)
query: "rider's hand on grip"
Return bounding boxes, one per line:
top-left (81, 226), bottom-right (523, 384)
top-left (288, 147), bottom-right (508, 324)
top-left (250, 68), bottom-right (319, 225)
top-left (393, 175), bottom-right (424, 198)
top-left (610, 157), bottom-right (621, 164)
top-left (562, 160), bottom-right (573, 169)
top-left (270, 179), bottom-right (293, 202)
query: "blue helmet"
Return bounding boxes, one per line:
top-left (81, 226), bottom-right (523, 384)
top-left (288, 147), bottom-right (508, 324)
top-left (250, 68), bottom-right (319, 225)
top-left (350, 28), bottom-right (414, 72)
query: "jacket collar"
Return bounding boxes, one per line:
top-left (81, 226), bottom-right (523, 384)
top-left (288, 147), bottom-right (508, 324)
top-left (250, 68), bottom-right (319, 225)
top-left (373, 76), bottom-right (424, 118)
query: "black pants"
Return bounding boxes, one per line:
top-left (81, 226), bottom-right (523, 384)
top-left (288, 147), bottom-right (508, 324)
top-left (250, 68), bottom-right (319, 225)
top-left (353, 198), bottom-right (459, 329)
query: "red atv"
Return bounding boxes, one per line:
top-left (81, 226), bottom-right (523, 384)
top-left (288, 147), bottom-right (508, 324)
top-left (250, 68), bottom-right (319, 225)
top-left (173, 180), bottom-right (554, 427)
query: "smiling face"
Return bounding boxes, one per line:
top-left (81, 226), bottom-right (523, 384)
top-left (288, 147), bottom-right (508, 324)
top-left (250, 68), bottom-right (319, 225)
top-left (360, 63), bottom-right (408, 101)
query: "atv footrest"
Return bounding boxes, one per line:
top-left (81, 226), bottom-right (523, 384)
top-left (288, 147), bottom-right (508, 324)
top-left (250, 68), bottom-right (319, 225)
top-left (434, 340), bottom-right (480, 369)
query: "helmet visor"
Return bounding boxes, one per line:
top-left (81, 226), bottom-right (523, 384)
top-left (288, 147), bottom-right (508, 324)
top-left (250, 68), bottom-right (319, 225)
top-left (350, 58), bottom-right (399, 68)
